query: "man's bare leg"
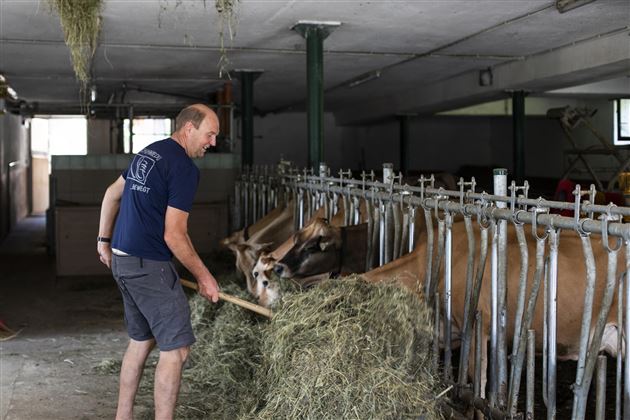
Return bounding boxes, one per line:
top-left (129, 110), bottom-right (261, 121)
top-left (154, 346), bottom-right (190, 420)
top-left (116, 338), bottom-right (156, 420)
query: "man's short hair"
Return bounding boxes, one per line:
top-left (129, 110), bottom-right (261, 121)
top-left (175, 106), bottom-right (206, 131)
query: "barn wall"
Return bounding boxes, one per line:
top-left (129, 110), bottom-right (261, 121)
top-left (250, 97), bottom-right (619, 187)
top-left (252, 112), bottom-right (345, 170)
top-left (0, 113), bottom-right (30, 242)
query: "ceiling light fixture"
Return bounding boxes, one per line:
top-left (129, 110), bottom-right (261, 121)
top-left (555, 0), bottom-right (596, 13)
top-left (347, 70), bottom-right (381, 88)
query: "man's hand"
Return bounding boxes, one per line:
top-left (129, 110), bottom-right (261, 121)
top-left (98, 242), bottom-right (113, 269)
top-left (198, 273), bottom-right (220, 303)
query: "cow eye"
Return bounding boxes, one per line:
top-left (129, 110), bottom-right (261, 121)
top-left (253, 271), bottom-right (259, 278)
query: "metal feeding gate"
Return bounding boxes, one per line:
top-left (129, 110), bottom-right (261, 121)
top-left (232, 162), bottom-right (630, 420)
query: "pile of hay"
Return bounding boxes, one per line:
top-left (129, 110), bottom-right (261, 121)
top-left (180, 276), bottom-right (442, 419)
top-left (178, 283), bottom-right (264, 419)
top-left (253, 276), bottom-right (441, 419)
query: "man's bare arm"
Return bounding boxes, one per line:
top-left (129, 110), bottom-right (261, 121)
top-left (164, 206), bottom-right (220, 302)
top-left (97, 176), bottom-right (125, 268)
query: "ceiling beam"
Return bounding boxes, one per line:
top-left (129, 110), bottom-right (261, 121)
top-left (335, 29), bottom-right (630, 125)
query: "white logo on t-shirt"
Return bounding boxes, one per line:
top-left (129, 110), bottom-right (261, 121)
top-left (128, 155), bottom-right (156, 185)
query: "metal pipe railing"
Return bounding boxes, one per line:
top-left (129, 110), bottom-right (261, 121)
top-left (234, 164), bottom-right (630, 419)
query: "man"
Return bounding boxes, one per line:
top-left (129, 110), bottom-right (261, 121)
top-left (97, 104), bottom-right (221, 420)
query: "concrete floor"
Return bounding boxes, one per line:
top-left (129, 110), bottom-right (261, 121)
top-left (0, 215), bottom-right (156, 419)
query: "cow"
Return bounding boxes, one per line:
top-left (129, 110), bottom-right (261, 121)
top-left (225, 196), bottom-right (362, 297)
top-left (251, 197), bottom-right (372, 302)
top-left (273, 219), bottom-right (369, 281)
top-left (221, 201), bottom-right (293, 247)
top-left (255, 204), bottom-right (440, 306)
top-left (258, 215), bottom-right (623, 402)
top-left (221, 201), bottom-right (296, 295)
top-left (362, 220), bottom-right (622, 401)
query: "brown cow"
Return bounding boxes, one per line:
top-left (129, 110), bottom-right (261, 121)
top-left (222, 201), bottom-right (296, 295)
top-left (273, 219), bottom-right (369, 281)
top-left (226, 197), bottom-right (357, 296)
top-left (252, 197), bottom-right (371, 302)
top-left (363, 221), bottom-right (622, 399)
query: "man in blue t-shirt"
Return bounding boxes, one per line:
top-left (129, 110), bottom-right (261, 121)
top-left (97, 104), bottom-right (220, 420)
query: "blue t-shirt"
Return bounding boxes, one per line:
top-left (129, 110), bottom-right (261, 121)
top-left (112, 138), bottom-right (200, 261)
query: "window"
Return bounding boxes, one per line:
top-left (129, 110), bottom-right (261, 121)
top-left (31, 116), bottom-right (88, 156)
top-left (614, 99), bottom-right (630, 145)
top-left (123, 117), bottom-right (172, 154)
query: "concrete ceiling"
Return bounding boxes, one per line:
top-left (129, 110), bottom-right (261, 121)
top-left (0, 0), bottom-right (628, 122)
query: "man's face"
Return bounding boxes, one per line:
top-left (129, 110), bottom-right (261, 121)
top-left (188, 113), bottom-right (219, 158)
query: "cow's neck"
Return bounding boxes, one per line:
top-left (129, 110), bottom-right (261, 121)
top-left (338, 223), bottom-right (368, 276)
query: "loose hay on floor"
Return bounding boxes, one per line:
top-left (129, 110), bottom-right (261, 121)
top-left (179, 283), bottom-right (264, 419)
top-left (180, 275), bottom-right (442, 419)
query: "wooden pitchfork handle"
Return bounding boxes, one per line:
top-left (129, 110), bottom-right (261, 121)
top-left (180, 278), bottom-right (273, 319)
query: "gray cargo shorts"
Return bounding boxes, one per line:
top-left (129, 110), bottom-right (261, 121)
top-left (111, 254), bottom-right (196, 351)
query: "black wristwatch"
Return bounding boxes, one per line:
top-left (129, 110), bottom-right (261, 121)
top-left (97, 236), bottom-right (111, 243)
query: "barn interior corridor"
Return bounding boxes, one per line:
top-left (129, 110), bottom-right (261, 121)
top-left (0, 215), bottom-right (129, 419)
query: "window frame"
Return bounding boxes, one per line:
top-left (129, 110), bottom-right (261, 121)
top-left (614, 98), bottom-right (630, 145)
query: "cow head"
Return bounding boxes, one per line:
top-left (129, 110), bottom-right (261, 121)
top-left (273, 218), bottom-right (342, 279)
top-left (224, 240), bottom-right (272, 296)
top-left (252, 252), bottom-right (281, 307)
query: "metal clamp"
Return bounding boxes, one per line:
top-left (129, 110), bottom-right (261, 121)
top-left (509, 180), bottom-right (529, 212)
top-left (531, 203), bottom-right (550, 241)
top-left (458, 177), bottom-right (476, 216)
top-left (434, 189), bottom-right (448, 222)
top-left (601, 204), bottom-right (623, 252)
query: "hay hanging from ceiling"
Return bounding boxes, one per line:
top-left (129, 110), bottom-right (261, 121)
top-left (50, 0), bottom-right (102, 85)
top-left (215, 0), bottom-right (239, 79)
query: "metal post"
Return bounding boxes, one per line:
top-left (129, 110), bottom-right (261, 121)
top-left (494, 168), bottom-right (508, 408)
top-left (490, 219), bottom-right (498, 407)
top-left (571, 234), bottom-right (597, 418)
top-left (513, 91), bottom-right (526, 184)
top-left (474, 311), bottom-right (483, 400)
top-left (444, 212), bottom-right (453, 381)
top-left (384, 202), bottom-right (393, 264)
top-left (379, 201), bottom-right (386, 266)
top-left (433, 292), bottom-right (441, 374)
top-left (298, 189), bottom-right (305, 229)
top-left (596, 355), bottom-right (607, 420)
top-left (292, 22), bottom-right (340, 169)
top-left (408, 206), bottom-right (416, 253)
top-left (237, 71), bottom-right (262, 167)
top-left (547, 228), bottom-right (560, 420)
top-left (383, 162), bottom-right (393, 184)
top-left (457, 215), bottom-right (477, 387)
top-left (527, 329), bottom-right (535, 420)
